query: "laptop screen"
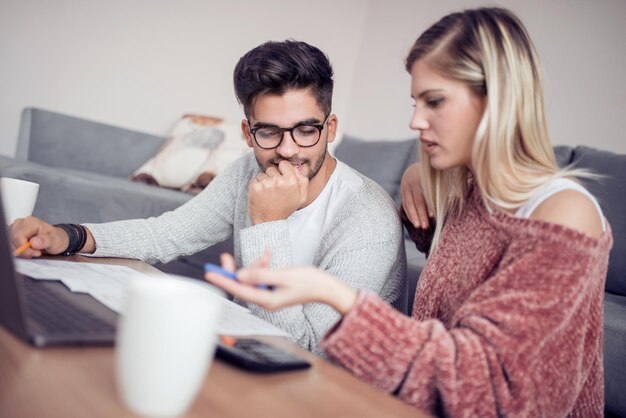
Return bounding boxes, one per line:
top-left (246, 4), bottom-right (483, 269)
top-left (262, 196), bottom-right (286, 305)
top-left (0, 189), bottom-right (29, 339)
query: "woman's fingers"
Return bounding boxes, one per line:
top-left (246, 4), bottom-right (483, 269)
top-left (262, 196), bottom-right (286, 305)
top-left (414, 193), bottom-right (430, 229)
top-left (220, 253), bottom-right (236, 272)
top-left (400, 162), bottom-right (433, 229)
top-left (205, 270), bottom-right (285, 310)
top-left (400, 164), bottom-right (421, 227)
top-left (402, 189), bottom-right (421, 228)
top-left (250, 248), bottom-right (272, 269)
top-left (206, 264), bottom-right (349, 313)
top-left (207, 272), bottom-right (267, 298)
top-left (237, 266), bottom-right (287, 287)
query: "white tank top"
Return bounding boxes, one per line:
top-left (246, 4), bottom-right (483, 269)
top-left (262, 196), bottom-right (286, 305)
top-left (515, 178), bottom-right (605, 231)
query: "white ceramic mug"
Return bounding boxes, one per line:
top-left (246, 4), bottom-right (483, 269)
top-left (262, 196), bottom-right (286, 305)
top-left (116, 275), bottom-right (224, 418)
top-left (0, 177), bottom-right (39, 224)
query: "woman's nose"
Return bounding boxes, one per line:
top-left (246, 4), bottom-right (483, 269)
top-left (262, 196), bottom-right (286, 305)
top-left (409, 108), bottom-right (429, 132)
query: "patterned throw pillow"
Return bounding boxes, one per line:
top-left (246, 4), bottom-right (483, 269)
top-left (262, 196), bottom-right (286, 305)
top-left (132, 114), bottom-right (248, 193)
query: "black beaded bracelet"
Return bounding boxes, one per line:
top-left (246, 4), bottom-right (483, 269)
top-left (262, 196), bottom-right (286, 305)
top-left (54, 223), bottom-right (87, 256)
top-left (75, 224), bottom-right (87, 254)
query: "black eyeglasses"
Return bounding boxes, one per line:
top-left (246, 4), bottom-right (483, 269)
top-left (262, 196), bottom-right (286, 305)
top-left (248, 114), bottom-right (330, 150)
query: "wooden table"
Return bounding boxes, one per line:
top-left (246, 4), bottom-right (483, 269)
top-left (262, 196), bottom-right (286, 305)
top-left (0, 257), bottom-right (427, 418)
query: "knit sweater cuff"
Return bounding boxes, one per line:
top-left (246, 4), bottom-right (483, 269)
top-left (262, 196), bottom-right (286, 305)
top-left (239, 220), bottom-right (292, 267)
top-left (85, 222), bottom-right (141, 259)
top-left (321, 291), bottom-right (415, 388)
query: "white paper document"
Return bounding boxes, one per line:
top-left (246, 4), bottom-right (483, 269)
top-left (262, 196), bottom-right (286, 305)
top-left (15, 259), bottom-right (288, 337)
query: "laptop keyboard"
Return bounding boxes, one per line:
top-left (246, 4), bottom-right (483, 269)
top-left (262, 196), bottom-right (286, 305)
top-left (21, 278), bottom-right (115, 334)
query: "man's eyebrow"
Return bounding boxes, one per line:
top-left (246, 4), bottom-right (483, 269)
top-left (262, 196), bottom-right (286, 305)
top-left (411, 89), bottom-right (445, 100)
top-left (250, 121), bottom-right (278, 129)
top-left (250, 117), bottom-right (323, 129)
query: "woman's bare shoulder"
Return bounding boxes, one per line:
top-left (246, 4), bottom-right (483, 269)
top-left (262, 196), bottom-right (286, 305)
top-left (530, 189), bottom-right (603, 238)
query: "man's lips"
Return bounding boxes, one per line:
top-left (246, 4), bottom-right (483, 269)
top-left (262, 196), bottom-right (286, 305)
top-left (270, 161), bottom-right (307, 173)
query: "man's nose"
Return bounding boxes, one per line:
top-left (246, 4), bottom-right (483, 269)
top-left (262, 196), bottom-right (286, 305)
top-left (276, 131), bottom-right (299, 158)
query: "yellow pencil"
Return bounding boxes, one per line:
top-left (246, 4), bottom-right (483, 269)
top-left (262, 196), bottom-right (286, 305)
top-left (13, 241), bottom-right (32, 256)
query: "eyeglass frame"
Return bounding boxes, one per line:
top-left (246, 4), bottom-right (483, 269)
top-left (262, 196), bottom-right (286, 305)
top-left (247, 114), bottom-right (331, 150)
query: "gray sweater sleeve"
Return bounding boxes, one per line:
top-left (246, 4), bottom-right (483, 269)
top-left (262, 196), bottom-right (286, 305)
top-left (84, 154), bottom-right (253, 263)
top-left (238, 179), bottom-right (407, 358)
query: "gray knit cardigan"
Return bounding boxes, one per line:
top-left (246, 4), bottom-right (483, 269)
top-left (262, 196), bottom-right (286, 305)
top-left (86, 152), bottom-right (407, 356)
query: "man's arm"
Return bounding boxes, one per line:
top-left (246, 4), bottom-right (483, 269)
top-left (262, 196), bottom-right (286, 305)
top-left (237, 182), bottom-right (406, 357)
top-left (82, 154), bottom-right (253, 264)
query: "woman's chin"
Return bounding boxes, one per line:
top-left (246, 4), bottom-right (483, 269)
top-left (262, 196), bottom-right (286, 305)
top-left (428, 158), bottom-right (449, 171)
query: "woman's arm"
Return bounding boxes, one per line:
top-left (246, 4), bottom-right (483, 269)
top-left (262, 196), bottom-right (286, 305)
top-left (206, 253), bottom-right (357, 315)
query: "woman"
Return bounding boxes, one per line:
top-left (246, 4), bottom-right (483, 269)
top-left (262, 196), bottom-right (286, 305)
top-left (206, 8), bottom-right (611, 417)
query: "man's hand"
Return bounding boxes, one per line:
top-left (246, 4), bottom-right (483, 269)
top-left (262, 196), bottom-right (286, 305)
top-left (9, 216), bottom-right (70, 258)
top-left (248, 160), bottom-right (309, 225)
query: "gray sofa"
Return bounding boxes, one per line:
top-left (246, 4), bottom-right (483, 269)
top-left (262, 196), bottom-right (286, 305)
top-left (557, 145), bottom-right (626, 418)
top-left (1, 107), bottom-right (623, 416)
top-left (0, 108), bottom-right (235, 278)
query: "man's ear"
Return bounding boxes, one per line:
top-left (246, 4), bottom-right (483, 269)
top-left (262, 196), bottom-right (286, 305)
top-left (326, 114), bottom-right (338, 144)
top-left (241, 119), bottom-right (254, 148)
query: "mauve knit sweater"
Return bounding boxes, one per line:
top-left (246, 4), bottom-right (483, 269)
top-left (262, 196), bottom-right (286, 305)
top-left (321, 187), bottom-right (612, 418)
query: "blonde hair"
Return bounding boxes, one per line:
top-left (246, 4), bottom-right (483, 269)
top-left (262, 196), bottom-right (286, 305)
top-left (406, 7), bottom-right (584, 250)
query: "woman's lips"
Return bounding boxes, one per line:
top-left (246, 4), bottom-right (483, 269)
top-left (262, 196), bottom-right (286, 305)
top-left (420, 138), bottom-right (438, 154)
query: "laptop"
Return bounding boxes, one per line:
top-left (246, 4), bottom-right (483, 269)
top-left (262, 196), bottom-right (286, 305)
top-left (0, 191), bottom-right (117, 347)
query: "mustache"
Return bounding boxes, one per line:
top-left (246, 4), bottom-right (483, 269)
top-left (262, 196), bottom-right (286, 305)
top-left (268, 158), bottom-right (309, 166)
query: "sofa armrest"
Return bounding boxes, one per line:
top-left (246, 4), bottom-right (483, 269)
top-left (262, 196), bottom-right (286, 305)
top-left (553, 145), bottom-right (575, 168)
top-left (16, 108), bottom-right (167, 178)
top-left (0, 157), bottom-right (190, 224)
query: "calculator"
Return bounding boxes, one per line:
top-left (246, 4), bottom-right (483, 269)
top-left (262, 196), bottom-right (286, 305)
top-left (215, 338), bottom-right (312, 373)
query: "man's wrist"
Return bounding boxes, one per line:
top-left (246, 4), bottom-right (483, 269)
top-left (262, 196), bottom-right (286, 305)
top-left (53, 223), bottom-right (87, 255)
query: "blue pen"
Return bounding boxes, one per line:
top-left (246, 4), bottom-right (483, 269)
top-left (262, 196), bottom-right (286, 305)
top-left (204, 263), bottom-right (269, 290)
top-left (204, 263), bottom-right (238, 280)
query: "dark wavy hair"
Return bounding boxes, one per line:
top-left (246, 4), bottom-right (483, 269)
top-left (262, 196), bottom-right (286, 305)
top-left (233, 39), bottom-right (334, 118)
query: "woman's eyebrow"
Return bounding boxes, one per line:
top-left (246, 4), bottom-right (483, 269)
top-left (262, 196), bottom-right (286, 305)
top-left (411, 89), bottom-right (445, 99)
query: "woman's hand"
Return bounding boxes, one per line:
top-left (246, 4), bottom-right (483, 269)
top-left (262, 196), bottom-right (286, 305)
top-left (205, 252), bottom-right (357, 315)
top-left (400, 162), bottom-right (432, 229)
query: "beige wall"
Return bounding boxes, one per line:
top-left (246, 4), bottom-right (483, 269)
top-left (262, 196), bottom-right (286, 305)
top-left (1, 0), bottom-right (625, 157)
top-left (343, 0), bottom-right (626, 154)
top-left (0, 0), bottom-right (368, 156)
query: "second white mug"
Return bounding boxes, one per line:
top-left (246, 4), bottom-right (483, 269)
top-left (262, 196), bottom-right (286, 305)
top-left (116, 275), bottom-right (224, 418)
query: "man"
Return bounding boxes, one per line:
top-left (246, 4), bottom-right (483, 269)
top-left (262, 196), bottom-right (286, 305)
top-left (10, 40), bottom-right (406, 357)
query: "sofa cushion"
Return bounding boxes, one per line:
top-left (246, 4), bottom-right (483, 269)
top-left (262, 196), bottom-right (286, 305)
top-left (334, 135), bottom-right (418, 203)
top-left (570, 146), bottom-right (626, 295)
